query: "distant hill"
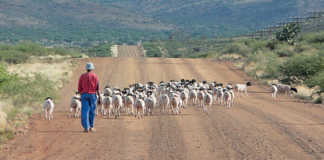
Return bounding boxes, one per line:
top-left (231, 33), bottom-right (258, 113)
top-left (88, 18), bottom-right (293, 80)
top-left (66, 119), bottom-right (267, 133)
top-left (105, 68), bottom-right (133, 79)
top-left (0, 0), bottom-right (323, 45)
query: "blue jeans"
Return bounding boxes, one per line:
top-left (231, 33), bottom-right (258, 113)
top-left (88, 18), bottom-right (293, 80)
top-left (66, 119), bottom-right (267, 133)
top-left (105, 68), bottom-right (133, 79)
top-left (81, 93), bottom-right (97, 130)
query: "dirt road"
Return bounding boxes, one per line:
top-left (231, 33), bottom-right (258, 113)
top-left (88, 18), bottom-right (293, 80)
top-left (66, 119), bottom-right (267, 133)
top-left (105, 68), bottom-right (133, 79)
top-left (1, 57), bottom-right (324, 160)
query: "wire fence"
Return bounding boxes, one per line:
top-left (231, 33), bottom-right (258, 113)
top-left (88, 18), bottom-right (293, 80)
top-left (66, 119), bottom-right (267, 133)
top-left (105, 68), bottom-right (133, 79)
top-left (239, 11), bottom-right (324, 40)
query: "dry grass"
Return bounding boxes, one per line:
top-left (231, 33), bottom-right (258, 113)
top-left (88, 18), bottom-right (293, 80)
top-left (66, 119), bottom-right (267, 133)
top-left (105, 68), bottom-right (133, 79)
top-left (0, 108), bottom-right (8, 132)
top-left (7, 56), bottom-right (74, 89)
top-left (218, 54), bottom-right (243, 61)
top-left (0, 56), bottom-right (77, 144)
top-left (0, 100), bottom-right (13, 143)
top-left (295, 85), bottom-right (315, 97)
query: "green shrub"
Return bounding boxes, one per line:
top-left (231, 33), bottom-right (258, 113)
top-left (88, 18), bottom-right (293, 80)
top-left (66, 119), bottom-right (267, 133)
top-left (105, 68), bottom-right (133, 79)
top-left (294, 43), bottom-right (312, 53)
top-left (14, 42), bottom-right (47, 56)
top-left (273, 43), bottom-right (295, 57)
top-left (87, 44), bottom-right (112, 57)
top-left (170, 52), bottom-right (183, 58)
top-left (0, 50), bottom-right (29, 64)
top-left (221, 42), bottom-right (250, 57)
top-left (307, 71), bottom-right (324, 92)
top-left (314, 97), bottom-right (322, 104)
top-left (0, 42), bottom-right (83, 63)
top-left (246, 40), bottom-right (268, 52)
top-left (142, 42), bottom-right (162, 57)
top-left (262, 53), bottom-right (281, 79)
top-left (0, 65), bottom-right (10, 83)
top-left (275, 48), bottom-right (294, 57)
top-left (294, 94), bottom-right (312, 101)
top-left (302, 31), bottom-right (324, 44)
top-left (6, 107), bottom-right (19, 121)
top-left (246, 52), bottom-right (258, 63)
top-left (222, 43), bottom-right (240, 53)
top-left (266, 40), bottom-right (279, 50)
top-left (196, 53), bottom-right (209, 58)
top-left (0, 129), bottom-right (14, 143)
top-left (0, 65), bottom-right (57, 106)
top-left (280, 54), bottom-right (324, 81)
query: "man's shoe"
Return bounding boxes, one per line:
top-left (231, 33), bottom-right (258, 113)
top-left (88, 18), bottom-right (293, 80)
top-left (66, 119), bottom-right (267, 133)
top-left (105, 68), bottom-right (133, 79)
top-left (83, 129), bottom-right (89, 133)
top-left (90, 128), bottom-right (96, 132)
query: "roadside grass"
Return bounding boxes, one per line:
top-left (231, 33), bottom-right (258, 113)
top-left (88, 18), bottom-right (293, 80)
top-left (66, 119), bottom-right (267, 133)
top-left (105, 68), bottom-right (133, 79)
top-left (204, 31), bottom-right (324, 103)
top-left (0, 64), bottom-right (58, 143)
top-left (294, 94), bottom-right (313, 102)
top-left (0, 130), bottom-right (14, 143)
top-left (0, 41), bottom-right (83, 64)
top-left (0, 43), bottom-right (78, 144)
top-left (0, 73), bottom-right (57, 106)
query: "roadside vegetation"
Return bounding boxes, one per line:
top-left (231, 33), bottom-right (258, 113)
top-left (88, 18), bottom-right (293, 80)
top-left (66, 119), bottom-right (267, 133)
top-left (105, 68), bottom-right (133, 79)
top-left (143, 38), bottom-right (230, 58)
top-left (0, 42), bottom-right (80, 143)
top-left (0, 41), bottom-right (83, 64)
top-left (205, 31), bottom-right (324, 103)
top-left (0, 65), bottom-right (57, 143)
top-left (86, 43), bottom-right (113, 57)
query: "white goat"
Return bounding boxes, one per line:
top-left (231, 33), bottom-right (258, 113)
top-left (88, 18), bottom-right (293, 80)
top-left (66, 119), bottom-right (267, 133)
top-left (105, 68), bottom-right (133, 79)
top-left (223, 90), bottom-right (232, 109)
top-left (229, 89), bottom-right (235, 105)
top-left (170, 93), bottom-right (182, 115)
top-left (212, 87), bottom-right (218, 104)
top-left (96, 94), bottom-right (104, 116)
top-left (271, 84), bottom-right (278, 99)
top-left (70, 95), bottom-right (81, 118)
top-left (104, 87), bottom-right (113, 96)
top-left (216, 87), bottom-right (224, 105)
top-left (135, 97), bottom-right (145, 119)
top-left (180, 91), bottom-right (189, 108)
top-left (189, 89), bottom-right (198, 105)
top-left (112, 94), bottom-right (123, 119)
top-left (234, 82), bottom-right (252, 96)
top-left (102, 96), bottom-right (113, 117)
top-left (145, 97), bottom-right (155, 116)
top-left (124, 95), bottom-right (135, 115)
top-left (197, 89), bottom-right (205, 108)
top-left (159, 93), bottom-right (170, 113)
top-left (203, 91), bottom-right (213, 112)
top-left (145, 91), bottom-right (156, 116)
top-left (43, 97), bottom-right (55, 120)
top-left (276, 84), bottom-right (298, 96)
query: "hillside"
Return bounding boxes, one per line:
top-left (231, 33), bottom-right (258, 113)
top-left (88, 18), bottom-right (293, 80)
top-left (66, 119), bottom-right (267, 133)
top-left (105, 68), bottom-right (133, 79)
top-left (0, 0), bottom-right (323, 45)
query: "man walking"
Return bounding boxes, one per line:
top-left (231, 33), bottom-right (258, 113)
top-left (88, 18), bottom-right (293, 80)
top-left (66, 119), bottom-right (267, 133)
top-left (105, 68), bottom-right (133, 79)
top-left (78, 62), bottom-right (101, 133)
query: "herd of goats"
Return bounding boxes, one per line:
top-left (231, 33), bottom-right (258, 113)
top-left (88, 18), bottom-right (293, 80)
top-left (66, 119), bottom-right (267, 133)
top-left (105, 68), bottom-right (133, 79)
top-left (42, 79), bottom-right (298, 120)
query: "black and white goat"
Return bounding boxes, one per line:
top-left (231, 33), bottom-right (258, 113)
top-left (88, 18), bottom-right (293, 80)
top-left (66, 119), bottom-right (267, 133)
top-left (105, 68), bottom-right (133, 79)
top-left (43, 97), bottom-right (55, 120)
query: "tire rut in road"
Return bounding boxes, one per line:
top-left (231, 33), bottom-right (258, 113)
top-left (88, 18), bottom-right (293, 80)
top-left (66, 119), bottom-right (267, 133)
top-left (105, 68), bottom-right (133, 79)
top-left (171, 58), bottom-right (233, 160)
top-left (180, 58), bottom-right (318, 159)
top-left (105, 57), bottom-right (151, 160)
top-left (182, 59), bottom-right (277, 159)
top-left (145, 58), bottom-right (187, 160)
top-left (237, 97), bottom-right (324, 160)
top-left (201, 59), bottom-right (324, 159)
top-left (222, 60), bottom-right (324, 124)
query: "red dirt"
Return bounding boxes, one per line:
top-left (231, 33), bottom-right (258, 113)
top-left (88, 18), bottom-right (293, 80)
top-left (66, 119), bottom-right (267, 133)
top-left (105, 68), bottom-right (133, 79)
top-left (1, 57), bottom-right (324, 160)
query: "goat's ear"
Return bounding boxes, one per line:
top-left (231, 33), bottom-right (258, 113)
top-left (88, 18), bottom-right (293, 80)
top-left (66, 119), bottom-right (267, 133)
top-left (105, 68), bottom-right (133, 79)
top-left (291, 88), bottom-right (298, 93)
top-left (45, 97), bottom-right (52, 100)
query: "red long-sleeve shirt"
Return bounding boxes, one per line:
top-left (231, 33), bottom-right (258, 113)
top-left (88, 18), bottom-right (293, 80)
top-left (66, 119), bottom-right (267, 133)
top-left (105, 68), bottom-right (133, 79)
top-left (78, 72), bottom-right (99, 94)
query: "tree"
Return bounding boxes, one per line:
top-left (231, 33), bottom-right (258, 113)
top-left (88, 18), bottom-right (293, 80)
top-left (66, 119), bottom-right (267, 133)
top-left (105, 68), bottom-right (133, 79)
top-left (276, 23), bottom-right (301, 45)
